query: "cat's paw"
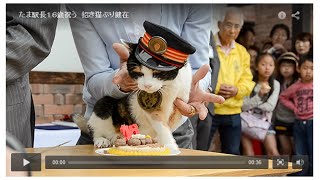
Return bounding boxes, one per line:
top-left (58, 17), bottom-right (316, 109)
top-left (94, 137), bottom-right (112, 148)
top-left (109, 135), bottom-right (118, 146)
top-left (165, 143), bottom-right (179, 152)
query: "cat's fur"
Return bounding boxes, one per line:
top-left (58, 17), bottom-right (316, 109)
top-left (73, 43), bottom-right (192, 151)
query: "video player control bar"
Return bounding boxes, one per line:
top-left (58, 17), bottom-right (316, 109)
top-left (45, 156), bottom-right (269, 169)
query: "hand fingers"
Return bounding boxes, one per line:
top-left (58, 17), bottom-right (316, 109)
top-left (222, 95), bottom-right (231, 99)
top-left (203, 93), bottom-right (225, 104)
top-left (189, 102), bottom-right (209, 120)
top-left (218, 89), bottom-right (230, 95)
top-left (192, 64), bottom-right (210, 85)
top-left (219, 86), bottom-right (226, 91)
top-left (221, 85), bottom-right (232, 90)
top-left (174, 98), bottom-right (199, 117)
top-left (219, 89), bottom-right (228, 93)
top-left (112, 75), bottom-right (122, 84)
top-left (112, 43), bottom-right (130, 64)
top-left (174, 98), bottom-right (195, 117)
top-left (197, 104), bottom-right (208, 120)
top-left (113, 78), bottom-right (135, 85)
top-left (221, 84), bottom-right (234, 89)
top-left (189, 102), bottom-right (205, 120)
top-left (124, 82), bottom-right (137, 86)
top-left (125, 83), bottom-right (138, 89)
top-left (121, 85), bottom-right (138, 92)
top-left (113, 67), bottom-right (136, 84)
top-left (112, 70), bottom-right (126, 84)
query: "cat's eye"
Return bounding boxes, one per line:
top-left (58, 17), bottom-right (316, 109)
top-left (153, 71), bottom-right (164, 79)
top-left (134, 72), bottom-right (144, 76)
top-left (130, 70), bottom-right (143, 77)
top-left (128, 65), bottom-right (144, 79)
top-left (153, 70), bottom-right (162, 77)
top-left (153, 70), bottom-right (161, 74)
top-left (132, 67), bottom-right (142, 73)
top-left (153, 69), bottom-right (179, 80)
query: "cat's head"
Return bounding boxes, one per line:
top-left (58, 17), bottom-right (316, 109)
top-left (126, 44), bottom-right (179, 93)
top-left (123, 21), bottom-right (196, 93)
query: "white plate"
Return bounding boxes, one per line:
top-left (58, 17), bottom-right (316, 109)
top-left (95, 148), bottom-right (181, 156)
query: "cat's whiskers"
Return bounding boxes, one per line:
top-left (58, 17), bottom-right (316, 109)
top-left (158, 89), bottom-right (166, 95)
top-left (160, 85), bottom-right (174, 93)
top-left (130, 89), bottom-right (141, 98)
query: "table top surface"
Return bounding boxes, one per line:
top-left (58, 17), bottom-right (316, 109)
top-left (25, 145), bottom-right (300, 176)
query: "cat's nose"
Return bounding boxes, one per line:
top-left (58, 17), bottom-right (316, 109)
top-left (144, 85), bottom-right (152, 89)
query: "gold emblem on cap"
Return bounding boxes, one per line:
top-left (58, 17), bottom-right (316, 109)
top-left (148, 36), bottom-right (167, 55)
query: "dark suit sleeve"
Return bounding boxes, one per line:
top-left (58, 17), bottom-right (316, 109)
top-left (6, 4), bottom-right (59, 84)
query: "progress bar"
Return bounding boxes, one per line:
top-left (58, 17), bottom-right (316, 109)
top-left (45, 156), bottom-right (268, 169)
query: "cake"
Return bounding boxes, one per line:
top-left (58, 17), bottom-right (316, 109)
top-left (105, 134), bottom-right (171, 156)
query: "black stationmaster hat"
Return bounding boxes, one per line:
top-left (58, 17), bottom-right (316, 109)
top-left (135, 21), bottom-right (196, 71)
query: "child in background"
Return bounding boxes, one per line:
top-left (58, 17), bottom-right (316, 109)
top-left (279, 55), bottom-right (313, 176)
top-left (274, 52), bottom-right (299, 158)
top-left (241, 53), bottom-right (280, 157)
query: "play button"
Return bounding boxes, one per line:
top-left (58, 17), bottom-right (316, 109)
top-left (11, 153), bottom-right (41, 171)
top-left (23, 159), bottom-right (30, 167)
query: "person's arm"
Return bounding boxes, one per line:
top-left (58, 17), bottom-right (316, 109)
top-left (6, 4), bottom-right (59, 84)
top-left (235, 49), bottom-right (255, 99)
top-left (67, 5), bottom-right (127, 100)
top-left (242, 81), bottom-right (280, 112)
top-left (257, 80), bottom-right (280, 111)
top-left (279, 83), bottom-right (297, 112)
top-left (242, 93), bottom-right (262, 112)
top-left (180, 5), bottom-right (212, 91)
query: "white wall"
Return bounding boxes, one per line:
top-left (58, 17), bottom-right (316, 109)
top-left (32, 5), bottom-right (83, 73)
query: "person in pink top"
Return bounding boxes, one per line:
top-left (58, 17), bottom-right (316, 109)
top-left (279, 55), bottom-right (313, 176)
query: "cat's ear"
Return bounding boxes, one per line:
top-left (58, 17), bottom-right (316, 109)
top-left (120, 39), bottom-right (136, 53)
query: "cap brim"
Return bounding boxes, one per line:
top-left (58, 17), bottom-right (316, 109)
top-left (134, 46), bottom-right (177, 71)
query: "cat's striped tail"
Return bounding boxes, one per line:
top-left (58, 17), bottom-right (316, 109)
top-left (71, 113), bottom-right (89, 134)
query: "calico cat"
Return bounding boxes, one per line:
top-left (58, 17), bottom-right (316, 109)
top-left (73, 21), bottom-right (195, 151)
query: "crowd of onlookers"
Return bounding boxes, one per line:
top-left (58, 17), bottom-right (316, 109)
top-left (238, 23), bottom-right (313, 176)
top-left (191, 7), bottom-right (313, 176)
top-left (236, 22), bottom-right (313, 157)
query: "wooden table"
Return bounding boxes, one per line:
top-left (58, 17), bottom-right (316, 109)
top-left (25, 145), bottom-right (300, 176)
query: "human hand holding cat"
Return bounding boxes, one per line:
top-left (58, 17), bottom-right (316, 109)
top-left (112, 43), bottom-right (225, 120)
top-left (112, 43), bottom-right (138, 92)
top-left (174, 64), bottom-right (225, 120)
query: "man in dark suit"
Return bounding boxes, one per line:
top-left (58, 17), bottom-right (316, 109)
top-left (6, 4), bottom-right (59, 147)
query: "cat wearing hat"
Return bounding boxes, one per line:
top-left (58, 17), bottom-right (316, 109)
top-left (73, 21), bottom-right (196, 151)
